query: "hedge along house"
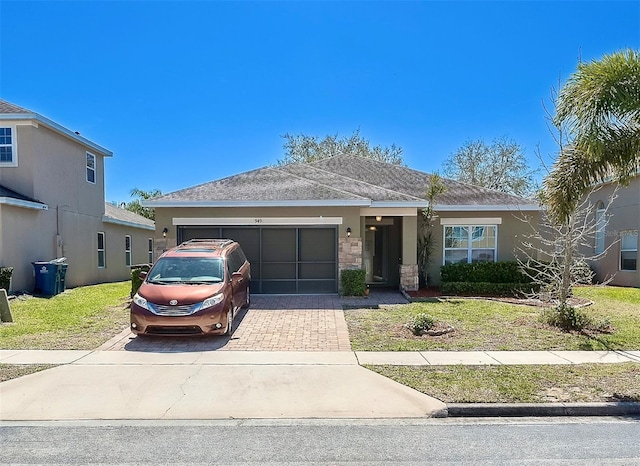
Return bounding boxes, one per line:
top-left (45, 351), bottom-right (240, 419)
top-left (145, 155), bottom-right (540, 294)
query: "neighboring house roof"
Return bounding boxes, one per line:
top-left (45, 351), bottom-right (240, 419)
top-left (146, 155), bottom-right (539, 211)
top-left (0, 99), bottom-right (113, 157)
top-left (0, 184), bottom-right (48, 210)
top-left (103, 203), bottom-right (155, 230)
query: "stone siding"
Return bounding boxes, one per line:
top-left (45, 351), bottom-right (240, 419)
top-left (338, 237), bottom-right (363, 273)
top-left (399, 264), bottom-right (419, 291)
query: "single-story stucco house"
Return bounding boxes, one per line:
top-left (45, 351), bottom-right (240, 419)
top-left (145, 155), bottom-right (540, 294)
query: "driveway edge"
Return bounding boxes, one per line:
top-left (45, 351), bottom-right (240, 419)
top-left (447, 402), bottom-right (640, 417)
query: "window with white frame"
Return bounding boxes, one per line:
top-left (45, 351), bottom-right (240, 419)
top-left (444, 225), bottom-right (497, 264)
top-left (97, 232), bottom-right (106, 268)
top-left (86, 152), bottom-right (96, 184)
top-left (0, 127), bottom-right (16, 165)
top-left (125, 235), bottom-right (132, 267)
top-left (595, 201), bottom-right (605, 254)
top-left (620, 230), bottom-right (638, 271)
top-left (148, 238), bottom-right (153, 263)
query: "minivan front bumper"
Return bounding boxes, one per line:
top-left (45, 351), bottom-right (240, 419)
top-left (130, 301), bottom-right (229, 336)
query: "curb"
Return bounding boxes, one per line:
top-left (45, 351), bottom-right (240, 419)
top-left (447, 402), bottom-right (640, 417)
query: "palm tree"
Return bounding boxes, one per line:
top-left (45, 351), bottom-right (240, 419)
top-left (544, 49), bottom-right (640, 223)
top-left (125, 188), bottom-right (162, 221)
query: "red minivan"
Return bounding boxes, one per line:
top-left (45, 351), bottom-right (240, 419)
top-left (131, 239), bottom-right (250, 336)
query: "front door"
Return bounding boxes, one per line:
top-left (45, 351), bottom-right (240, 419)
top-left (364, 217), bottom-right (401, 287)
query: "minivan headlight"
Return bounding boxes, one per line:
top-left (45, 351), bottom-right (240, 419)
top-left (133, 293), bottom-right (150, 311)
top-left (201, 293), bottom-right (224, 310)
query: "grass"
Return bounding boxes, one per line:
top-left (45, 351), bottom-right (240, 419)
top-left (367, 363), bottom-right (640, 403)
top-left (0, 364), bottom-right (56, 383)
top-left (345, 286), bottom-right (640, 351)
top-left (0, 281), bottom-right (130, 350)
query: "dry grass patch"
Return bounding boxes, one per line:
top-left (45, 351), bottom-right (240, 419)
top-left (0, 364), bottom-right (56, 382)
top-left (368, 363), bottom-right (640, 403)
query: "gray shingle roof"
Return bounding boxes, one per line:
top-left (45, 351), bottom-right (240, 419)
top-left (0, 184), bottom-right (46, 205)
top-left (103, 203), bottom-right (155, 229)
top-left (148, 155), bottom-right (537, 209)
top-left (0, 100), bottom-right (32, 114)
top-left (310, 155), bottom-right (532, 206)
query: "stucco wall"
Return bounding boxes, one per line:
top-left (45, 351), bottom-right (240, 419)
top-left (0, 123), bottom-right (106, 214)
top-left (422, 210), bottom-right (540, 285)
top-left (154, 205), bottom-right (363, 248)
top-left (586, 178), bottom-right (640, 287)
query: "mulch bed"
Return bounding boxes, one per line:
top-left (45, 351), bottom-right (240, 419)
top-left (406, 287), bottom-right (592, 308)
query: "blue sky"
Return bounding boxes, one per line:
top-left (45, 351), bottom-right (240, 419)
top-left (1, 1), bottom-right (638, 203)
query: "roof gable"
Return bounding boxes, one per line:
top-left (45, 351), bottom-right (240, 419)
top-left (0, 99), bottom-right (113, 157)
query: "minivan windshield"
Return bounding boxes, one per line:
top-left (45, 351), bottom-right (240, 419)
top-left (146, 257), bottom-right (224, 284)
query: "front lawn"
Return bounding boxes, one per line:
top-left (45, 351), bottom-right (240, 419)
top-left (0, 281), bottom-right (130, 350)
top-left (345, 286), bottom-right (640, 351)
top-left (368, 363), bottom-right (640, 403)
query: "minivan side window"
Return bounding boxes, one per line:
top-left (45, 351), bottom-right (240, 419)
top-left (236, 248), bottom-right (247, 269)
top-left (228, 249), bottom-right (240, 274)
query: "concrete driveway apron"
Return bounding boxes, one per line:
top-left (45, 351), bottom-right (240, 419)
top-left (101, 294), bottom-right (353, 352)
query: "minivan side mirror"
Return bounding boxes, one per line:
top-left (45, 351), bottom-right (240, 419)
top-left (231, 271), bottom-right (244, 281)
top-left (139, 271), bottom-right (148, 280)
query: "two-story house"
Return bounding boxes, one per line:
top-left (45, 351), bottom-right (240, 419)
top-left (0, 100), bottom-right (154, 293)
top-left (588, 175), bottom-right (639, 288)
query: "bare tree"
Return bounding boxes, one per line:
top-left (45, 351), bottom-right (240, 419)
top-left (516, 185), bottom-right (617, 307)
top-left (443, 137), bottom-right (538, 197)
top-left (278, 129), bottom-right (403, 165)
top-left (515, 84), bottom-right (618, 330)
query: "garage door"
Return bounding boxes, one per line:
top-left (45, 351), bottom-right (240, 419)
top-left (178, 226), bottom-right (337, 294)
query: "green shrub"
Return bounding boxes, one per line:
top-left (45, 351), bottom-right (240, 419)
top-left (542, 303), bottom-right (592, 331)
top-left (405, 313), bottom-right (435, 335)
top-left (341, 269), bottom-right (367, 296)
top-left (0, 267), bottom-right (13, 292)
top-left (441, 261), bottom-right (531, 284)
top-left (440, 281), bottom-right (540, 297)
top-left (440, 262), bottom-right (538, 297)
top-left (130, 264), bottom-right (151, 298)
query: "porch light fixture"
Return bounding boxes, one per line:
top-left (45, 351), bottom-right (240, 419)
top-left (346, 227), bottom-right (352, 238)
top-left (376, 216), bottom-right (382, 222)
top-left (162, 227), bottom-right (168, 238)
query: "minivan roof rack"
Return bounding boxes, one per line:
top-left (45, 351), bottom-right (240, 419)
top-left (178, 239), bottom-right (234, 249)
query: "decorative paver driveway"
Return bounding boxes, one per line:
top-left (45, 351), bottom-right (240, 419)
top-left (100, 291), bottom-right (406, 353)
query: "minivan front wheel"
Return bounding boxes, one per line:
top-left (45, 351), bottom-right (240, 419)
top-left (224, 307), bottom-right (234, 336)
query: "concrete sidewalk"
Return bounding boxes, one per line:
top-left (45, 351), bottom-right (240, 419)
top-left (1, 349), bottom-right (639, 421)
top-left (1, 349), bottom-right (639, 365)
